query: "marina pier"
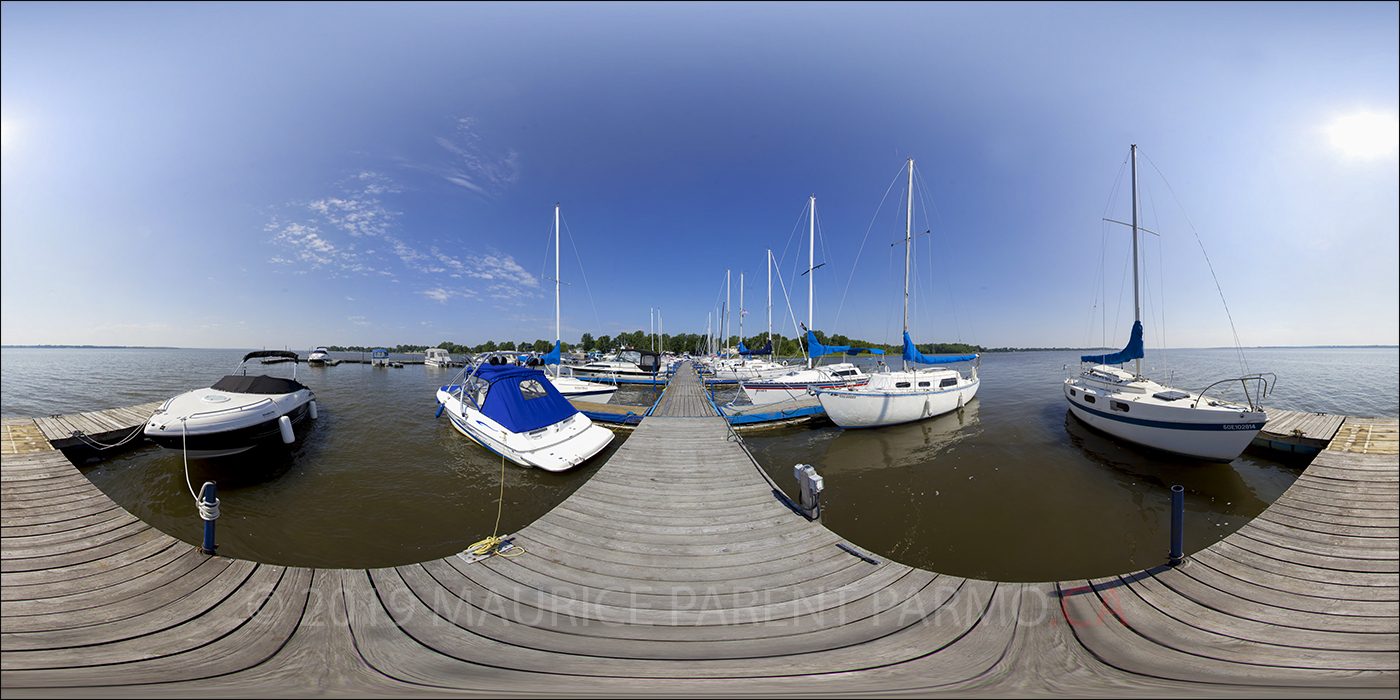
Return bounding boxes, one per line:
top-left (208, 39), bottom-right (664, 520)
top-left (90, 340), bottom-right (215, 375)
top-left (2, 363), bottom-right (1396, 696)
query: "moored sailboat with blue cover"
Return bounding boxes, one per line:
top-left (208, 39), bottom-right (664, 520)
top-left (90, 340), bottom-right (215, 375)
top-left (1063, 145), bottom-right (1271, 461)
top-left (814, 158), bottom-right (980, 428)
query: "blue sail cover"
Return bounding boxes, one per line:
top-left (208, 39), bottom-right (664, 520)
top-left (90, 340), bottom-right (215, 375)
top-left (807, 331), bottom-right (883, 358)
top-left (541, 341), bottom-right (562, 366)
top-left (475, 363), bottom-right (578, 433)
top-left (903, 332), bottom-right (977, 364)
top-left (740, 339), bottom-right (772, 356)
top-left (1081, 320), bottom-right (1144, 364)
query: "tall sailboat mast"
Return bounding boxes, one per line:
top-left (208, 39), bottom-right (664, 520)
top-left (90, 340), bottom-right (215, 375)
top-left (807, 195), bottom-right (815, 369)
top-left (1130, 144), bottom-right (1142, 378)
top-left (902, 159), bottom-right (914, 372)
top-left (554, 205), bottom-right (561, 353)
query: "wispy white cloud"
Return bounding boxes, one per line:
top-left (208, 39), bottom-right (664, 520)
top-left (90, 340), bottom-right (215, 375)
top-left (434, 117), bottom-right (520, 198)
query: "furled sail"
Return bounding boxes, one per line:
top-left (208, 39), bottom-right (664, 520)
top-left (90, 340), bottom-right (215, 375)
top-left (739, 339), bottom-right (772, 356)
top-left (807, 331), bottom-right (883, 358)
top-left (1080, 320), bottom-right (1144, 364)
top-left (902, 332), bottom-right (976, 364)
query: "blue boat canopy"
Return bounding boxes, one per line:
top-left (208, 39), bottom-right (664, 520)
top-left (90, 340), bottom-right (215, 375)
top-left (472, 363), bottom-right (578, 434)
top-left (739, 339), bottom-right (772, 356)
top-left (1081, 320), bottom-right (1144, 364)
top-left (902, 332), bottom-right (976, 364)
top-left (807, 331), bottom-right (884, 358)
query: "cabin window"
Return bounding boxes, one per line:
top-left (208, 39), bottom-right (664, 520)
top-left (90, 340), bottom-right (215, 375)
top-left (519, 379), bottom-right (548, 400)
top-left (834, 370), bottom-right (855, 377)
top-left (895, 381), bottom-right (911, 388)
top-left (1069, 389), bottom-right (1077, 397)
top-left (1111, 400), bottom-right (1130, 413)
top-left (1084, 394), bottom-right (1096, 404)
top-left (918, 381), bottom-right (931, 387)
top-left (940, 377), bottom-right (958, 388)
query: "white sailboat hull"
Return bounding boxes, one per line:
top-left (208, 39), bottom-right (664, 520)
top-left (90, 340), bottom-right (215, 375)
top-left (741, 364), bottom-right (868, 405)
top-left (1063, 373), bottom-right (1264, 462)
top-left (548, 375), bottom-right (618, 404)
top-left (816, 369), bottom-right (978, 428)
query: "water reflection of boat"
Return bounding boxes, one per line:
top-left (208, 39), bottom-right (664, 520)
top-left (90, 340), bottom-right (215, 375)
top-left (822, 397), bottom-right (978, 471)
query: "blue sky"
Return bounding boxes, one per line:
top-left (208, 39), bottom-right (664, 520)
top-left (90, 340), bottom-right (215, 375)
top-left (3, 2), bottom-right (1396, 352)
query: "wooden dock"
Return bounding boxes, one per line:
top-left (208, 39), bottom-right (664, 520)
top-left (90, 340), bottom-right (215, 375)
top-left (2, 376), bottom-right (1396, 695)
top-left (29, 401), bottom-right (163, 452)
top-left (1255, 407), bottom-right (1351, 456)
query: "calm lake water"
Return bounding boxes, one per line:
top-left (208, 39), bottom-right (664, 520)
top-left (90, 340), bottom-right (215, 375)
top-left (3, 345), bottom-right (1396, 582)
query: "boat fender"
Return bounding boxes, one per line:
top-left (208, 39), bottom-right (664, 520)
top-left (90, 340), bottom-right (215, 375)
top-left (435, 402), bottom-right (445, 419)
top-left (309, 400), bottom-right (318, 420)
top-left (279, 415), bottom-right (295, 444)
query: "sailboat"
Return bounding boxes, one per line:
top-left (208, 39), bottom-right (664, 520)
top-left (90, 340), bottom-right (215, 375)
top-left (539, 204), bottom-right (618, 404)
top-left (814, 158), bottom-right (980, 428)
top-left (1063, 145), bottom-right (1270, 462)
top-left (741, 196), bottom-right (872, 406)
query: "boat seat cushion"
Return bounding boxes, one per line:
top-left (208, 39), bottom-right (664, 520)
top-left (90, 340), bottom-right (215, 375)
top-left (212, 375), bottom-right (308, 395)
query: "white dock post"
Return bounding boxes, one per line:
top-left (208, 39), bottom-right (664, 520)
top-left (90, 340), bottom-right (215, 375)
top-left (793, 464), bottom-right (823, 521)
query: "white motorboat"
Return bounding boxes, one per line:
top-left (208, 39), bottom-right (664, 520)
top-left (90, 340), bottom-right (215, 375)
top-left (424, 348), bottom-right (456, 368)
top-left (144, 350), bottom-right (319, 458)
top-left (307, 346), bottom-right (331, 365)
top-left (1063, 145), bottom-right (1271, 461)
top-left (571, 349), bottom-right (667, 384)
top-left (371, 348), bottom-right (390, 367)
top-left (815, 158), bottom-right (980, 428)
top-left (436, 357), bottom-right (614, 471)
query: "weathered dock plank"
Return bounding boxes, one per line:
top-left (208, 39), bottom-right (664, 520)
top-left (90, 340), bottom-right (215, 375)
top-left (1, 398), bottom-right (1395, 696)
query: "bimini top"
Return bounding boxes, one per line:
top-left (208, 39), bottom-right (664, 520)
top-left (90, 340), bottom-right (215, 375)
top-left (902, 332), bottom-right (977, 364)
top-left (473, 363), bottom-right (579, 434)
top-left (1081, 320), bottom-right (1145, 365)
top-left (241, 350), bottom-right (300, 363)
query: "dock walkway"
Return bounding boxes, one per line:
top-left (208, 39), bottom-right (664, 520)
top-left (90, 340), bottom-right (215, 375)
top-left (2, 367), bottom-right (1396, 696)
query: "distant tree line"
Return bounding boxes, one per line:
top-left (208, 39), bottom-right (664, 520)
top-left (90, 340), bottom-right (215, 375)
top-left (328, 331), bottom-right (991, 358)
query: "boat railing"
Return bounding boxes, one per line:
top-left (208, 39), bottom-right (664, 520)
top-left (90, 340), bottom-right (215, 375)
top-left (1191, 373), bottom-right (1275, 411)
top-left (179, 397), bottom-right (278, 421)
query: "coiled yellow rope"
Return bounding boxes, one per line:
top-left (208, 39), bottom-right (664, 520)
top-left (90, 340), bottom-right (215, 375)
top-left (464, 451), bottom-right (523, 559)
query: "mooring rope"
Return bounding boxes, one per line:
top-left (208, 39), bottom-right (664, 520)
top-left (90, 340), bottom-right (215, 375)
top-left (463, 445), bottom-right (523, 560)
top-left (68, 408), bottom-right (159, 450)
top-left (180, 420), bottom-right (219, 520)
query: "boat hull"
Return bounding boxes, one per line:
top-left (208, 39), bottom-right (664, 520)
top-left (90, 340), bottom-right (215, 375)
top-left (1063, 378), bottom-right (1264, 461)
top-left (816, 372), bottom-right (978, 428)
top-left (145, 392), bottom-right (316, 458)
top-left (437, 389), bottom-right (614, 471)
top-left (742, 364), bottom-right (869, 405)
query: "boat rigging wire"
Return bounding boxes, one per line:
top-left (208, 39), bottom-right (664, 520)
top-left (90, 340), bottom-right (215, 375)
top-left (1137, 150), bottom-right (1253, 375)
